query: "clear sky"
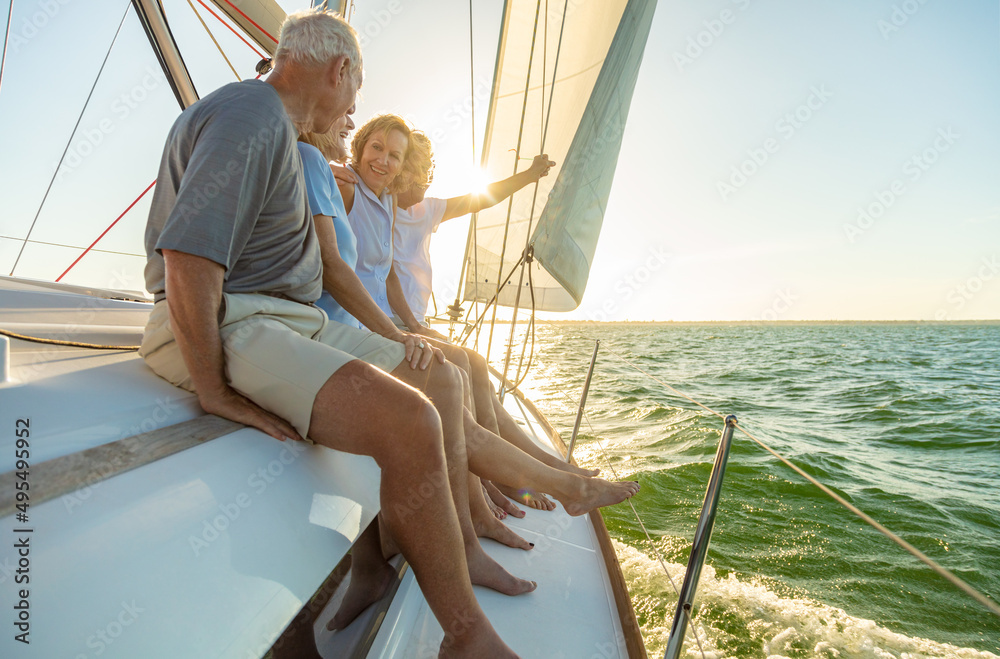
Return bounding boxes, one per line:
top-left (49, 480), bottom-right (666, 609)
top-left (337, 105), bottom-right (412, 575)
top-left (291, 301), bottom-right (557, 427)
top-left (1, 0), bottom-right (997, 321)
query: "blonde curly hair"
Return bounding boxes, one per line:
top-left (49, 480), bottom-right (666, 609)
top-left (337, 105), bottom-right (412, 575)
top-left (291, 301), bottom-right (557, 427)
top-left (298, 128), bottom-right (346, 163)
top-left (350, 114), bottom-right (412, 194)
top-left (399, 130), bottom-right (435, 191)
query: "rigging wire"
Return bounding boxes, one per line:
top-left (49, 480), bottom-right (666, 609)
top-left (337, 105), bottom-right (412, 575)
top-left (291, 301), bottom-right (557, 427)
top-left (484, 0), bottom-right (543, 364)
top-left (216, 0), bottom-right (277, 44)
top-left (56, 179), bottom-right (157, 282)
top-left (0, 236), bottom-right (143, 259)
top-left (0, 0), bottom-right (13, 98)
top-left (192, 0), bottom-right (265, 59)
top-left (8, 0), bottom-right (133, 278)
top-left (590, 338), bottom-right (1000, 623)
top-left (186, 0), bottom-right (240, 81)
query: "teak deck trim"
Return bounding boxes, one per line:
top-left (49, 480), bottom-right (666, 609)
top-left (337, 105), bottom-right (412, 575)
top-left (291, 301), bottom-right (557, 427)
top-left (0, 414), bottom-right (243, 518)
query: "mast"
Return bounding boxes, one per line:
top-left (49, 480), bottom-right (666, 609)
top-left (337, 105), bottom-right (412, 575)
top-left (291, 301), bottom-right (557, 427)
top-left (131, 0), bottom-right (199, 109)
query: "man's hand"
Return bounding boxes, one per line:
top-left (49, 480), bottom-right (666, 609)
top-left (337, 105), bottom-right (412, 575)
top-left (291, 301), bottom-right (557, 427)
top-left (199, 385), bottom-right (304, 443)
top-left (330, 163), bottom-right (357, 186)
top-left (527, 154), bottom-right (556, 181)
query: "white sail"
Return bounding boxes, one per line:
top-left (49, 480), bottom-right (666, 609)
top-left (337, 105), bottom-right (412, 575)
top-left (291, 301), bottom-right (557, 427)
top-left (463, 0), bottom-right (658, 312)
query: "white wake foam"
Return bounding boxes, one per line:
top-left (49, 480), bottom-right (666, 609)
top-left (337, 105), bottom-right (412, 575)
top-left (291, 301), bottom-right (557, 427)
top-left (614, 540), bottom-right (999, 659)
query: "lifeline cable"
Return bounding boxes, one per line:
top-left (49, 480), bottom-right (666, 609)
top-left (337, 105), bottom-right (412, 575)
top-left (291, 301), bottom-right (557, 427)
top-left (544, 372), bottom-right (709, 659)
top-left (596, 338), bottom-right (1000, 622)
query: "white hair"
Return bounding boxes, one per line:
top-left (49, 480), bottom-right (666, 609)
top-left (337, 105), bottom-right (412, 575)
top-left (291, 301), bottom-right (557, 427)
top-left (275, 9), bottom-right (362, 78)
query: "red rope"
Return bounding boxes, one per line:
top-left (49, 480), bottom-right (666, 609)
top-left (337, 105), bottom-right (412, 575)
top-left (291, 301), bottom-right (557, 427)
top-left (56, 180), bottom-right (157, 282)
top-left (217, 0), bottom-right (278, 44)
top-left (193, 0), bottom-right (265, 59)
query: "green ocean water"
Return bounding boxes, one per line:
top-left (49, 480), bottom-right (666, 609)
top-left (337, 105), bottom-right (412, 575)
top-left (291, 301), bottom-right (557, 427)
top-left (491, 322), bottom-right (1000, 658)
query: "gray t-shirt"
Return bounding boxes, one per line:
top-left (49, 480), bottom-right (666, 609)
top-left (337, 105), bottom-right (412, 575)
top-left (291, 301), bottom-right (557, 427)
top-left (144, 80), bottom-right (322, 304)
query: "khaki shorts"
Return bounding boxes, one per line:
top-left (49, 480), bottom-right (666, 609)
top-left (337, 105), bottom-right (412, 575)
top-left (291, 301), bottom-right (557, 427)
top-left (140, 292), bottom-right (405, 439)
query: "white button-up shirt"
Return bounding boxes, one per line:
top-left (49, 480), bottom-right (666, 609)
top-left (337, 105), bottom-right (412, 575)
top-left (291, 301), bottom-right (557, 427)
top-left (345, 165), bottom-right (395, 318)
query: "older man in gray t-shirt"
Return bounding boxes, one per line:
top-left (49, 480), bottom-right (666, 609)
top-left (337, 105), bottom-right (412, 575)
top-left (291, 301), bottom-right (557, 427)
top-left (144, 79), bottom-right (322, 305)
top-left (137, 10), bottom-right (522, 657)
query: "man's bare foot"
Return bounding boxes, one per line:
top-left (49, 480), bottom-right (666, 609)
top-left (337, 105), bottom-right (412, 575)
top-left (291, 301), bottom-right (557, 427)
top-left (496, 483), bottom-right (556, 511)
top-left (326, 560), bottom-right (396, 631)
top-left (560, 476), bottom-right (640, 517)
top-left (483, 479), bottom-right (524, 518)
top-left (466, 544), bottom-right (536, 596)
top-left (440, 618), bottom-right (520, 658)
top-left (482, 483), bottom-right (507, 520)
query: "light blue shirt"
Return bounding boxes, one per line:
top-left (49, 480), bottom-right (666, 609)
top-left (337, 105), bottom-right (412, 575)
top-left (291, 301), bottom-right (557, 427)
top-left (297, 142), bottom-right (363, 329)
top-left (345, 164), bottom-right (395, 318)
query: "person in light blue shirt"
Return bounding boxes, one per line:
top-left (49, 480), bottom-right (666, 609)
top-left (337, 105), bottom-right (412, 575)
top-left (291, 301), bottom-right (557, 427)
top-left (297, 134), bottom-right (361, 329)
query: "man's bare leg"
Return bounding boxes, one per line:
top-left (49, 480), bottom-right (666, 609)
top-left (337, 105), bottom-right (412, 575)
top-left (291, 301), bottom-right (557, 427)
top-left (326, 519), bottom-right (396, 631)
top-left (308, 361), bottom-right (517, 657)
top-left (461, 409), bottom-right (640, 517)
top-left (390, 358), bottom-right (535, 595)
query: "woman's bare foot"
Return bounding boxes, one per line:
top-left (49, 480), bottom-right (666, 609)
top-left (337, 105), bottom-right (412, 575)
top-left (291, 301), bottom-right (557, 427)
top-left (465, 544), bottom-right (536, 596)
top-left (559, 476), bottom-right (640, 517)
top-left (565, 462), bottom-right (601, 478)
top-left (326, 560), bottom-right (396, 631)
top-left (470, 479), bottom-right (532, 550)
top-left (473, 512), bottom-right (533, 551)
top-left (496, 483), bottom-right (556, 511)
top-left (482, 483), bottom-right (507, 520)
top-left (483, 479), bottom-right (524, 518)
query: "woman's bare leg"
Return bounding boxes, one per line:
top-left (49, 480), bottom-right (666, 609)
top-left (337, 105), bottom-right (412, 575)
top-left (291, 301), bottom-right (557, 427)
top-left (390, 358), bottom-right (535, 596)
top-left (460, 408), bottom-right (640, 517)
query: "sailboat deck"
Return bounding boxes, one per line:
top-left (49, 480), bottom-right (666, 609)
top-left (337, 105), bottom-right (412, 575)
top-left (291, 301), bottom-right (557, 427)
top-left (355, 391), bottom-right (629, 659)
top-left (0, 278), bottom-right (633, 658)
